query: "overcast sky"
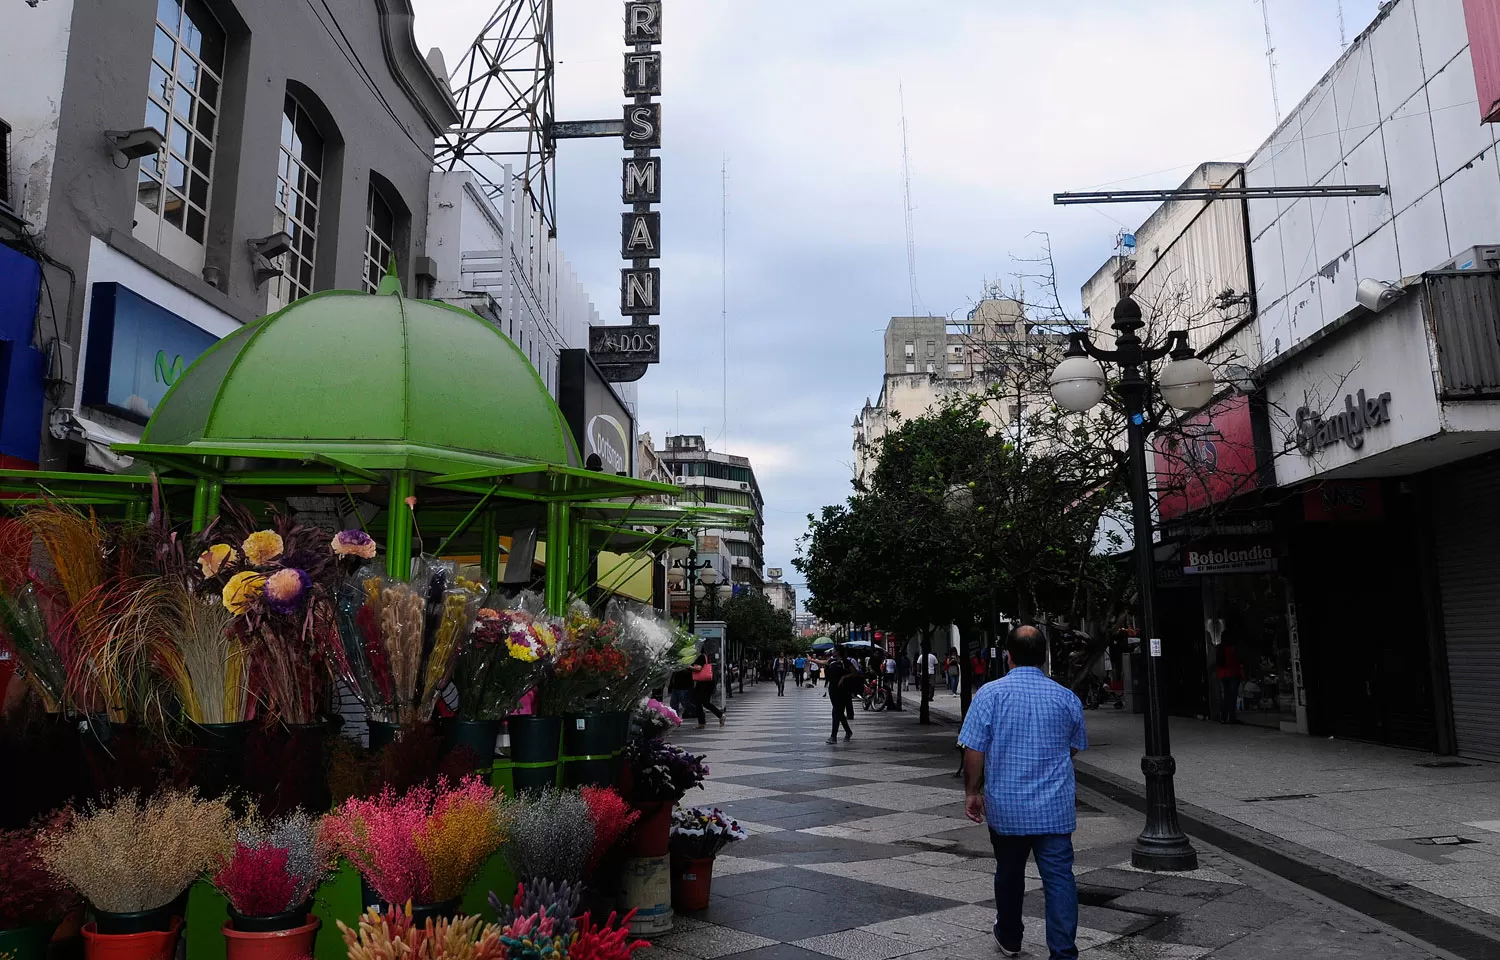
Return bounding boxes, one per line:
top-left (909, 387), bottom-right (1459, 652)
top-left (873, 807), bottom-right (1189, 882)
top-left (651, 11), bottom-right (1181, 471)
top-left (414, 0), bottom-right (1383, 605)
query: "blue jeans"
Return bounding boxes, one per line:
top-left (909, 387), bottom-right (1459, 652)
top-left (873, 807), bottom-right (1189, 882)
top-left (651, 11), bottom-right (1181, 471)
top-left (989, 831), bottom-right (1077, 960)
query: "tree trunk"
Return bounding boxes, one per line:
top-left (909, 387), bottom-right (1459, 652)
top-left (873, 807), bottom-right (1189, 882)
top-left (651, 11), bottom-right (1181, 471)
top-left (918, 629), bottom-right (932, 725)
top-left (959, 625), bottom-right (973, 718)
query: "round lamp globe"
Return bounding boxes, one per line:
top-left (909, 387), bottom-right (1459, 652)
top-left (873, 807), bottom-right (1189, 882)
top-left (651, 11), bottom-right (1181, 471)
top-left (1050, 356), bottom-right (1108, 412)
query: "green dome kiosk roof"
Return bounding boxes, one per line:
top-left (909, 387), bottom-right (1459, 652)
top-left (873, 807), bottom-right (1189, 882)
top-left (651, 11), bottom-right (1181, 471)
top-left (139, 288), bottom-right (581, 472)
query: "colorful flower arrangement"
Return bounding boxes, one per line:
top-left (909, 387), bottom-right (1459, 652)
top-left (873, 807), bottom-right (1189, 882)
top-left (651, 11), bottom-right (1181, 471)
top-left (38, 789), bottom-right (235, 914)
top-left (329, 562), bottom-right (483, 726)
top-left (622, 740), bottom-right (709, 803)
top-left (580, 787), bottom-right (640, 875)
top-left (196, 507), bottom-right (339, 724)
top-left (668, 807), bottom-right (747, 860)
top-left (452, 604), bottom-right (558, 721)
top-left (210, 811), bottom-right (332, 919)
top-left (339, 897), bottom-right (647, 960)
top-left (0, 810), bottom-right (79, 931)
top-left (534, 613), bottom-right (630, 716)
top-left (322, 776), bottom-right (503, 906)
top-left (633, 698), bottom-right (681, 741)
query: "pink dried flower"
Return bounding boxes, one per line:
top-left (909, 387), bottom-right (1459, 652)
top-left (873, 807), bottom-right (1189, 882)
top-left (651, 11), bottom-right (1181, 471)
top-left (332, 530), bottom-right (378, 559)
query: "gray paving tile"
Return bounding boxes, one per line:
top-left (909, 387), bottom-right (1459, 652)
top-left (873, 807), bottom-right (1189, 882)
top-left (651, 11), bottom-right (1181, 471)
top-left (791, 930), bottom-right (922, 960)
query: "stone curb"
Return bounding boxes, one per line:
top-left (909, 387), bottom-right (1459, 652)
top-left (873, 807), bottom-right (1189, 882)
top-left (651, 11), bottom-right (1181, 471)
top-left (1072, 759), bottom-right (1500, 960)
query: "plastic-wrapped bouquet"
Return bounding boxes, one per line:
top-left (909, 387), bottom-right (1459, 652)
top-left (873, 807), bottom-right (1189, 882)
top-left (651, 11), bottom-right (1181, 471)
top-left (329, 559), bottom-right (483, 725)
top-left (197, 507), bottom-right (337, 723)
top-left (452, 598), bottom-right (557, 720)
top-left (534, 612), bottom-right (630, 715)
top-left (210, 811), bottom-right (332, 921)
top-left (633, 698), bottom-right (681, 740)
top-left (668, 807), bottom-right (747, 860)
top-left (598, 605), bottom-right (682, 711)
top-left (322, 775), bottom-right (503, 906)
top-left (622, 740), bottom-right (708, 803)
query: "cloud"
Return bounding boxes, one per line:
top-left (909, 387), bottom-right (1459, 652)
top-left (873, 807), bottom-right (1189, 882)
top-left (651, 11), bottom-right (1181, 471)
top-left (414, 0), bottom-right (1384, 604)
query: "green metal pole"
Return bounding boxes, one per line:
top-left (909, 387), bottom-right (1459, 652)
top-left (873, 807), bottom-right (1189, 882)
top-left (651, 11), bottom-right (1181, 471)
top-left (569, 514), bottom-right (591, 602)
top-left (480, 510), bottom-right (500, 583)
top-left (190, 457), bottom-right (227, 533)
top-left (545, 500), bottom-right (570, 615)
top-left (386, 471), bottom-right (416, 579)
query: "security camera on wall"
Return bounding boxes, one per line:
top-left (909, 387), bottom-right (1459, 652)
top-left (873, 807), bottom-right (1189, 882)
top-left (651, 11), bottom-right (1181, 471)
top-left (1355, 278), bottom-right (1404, 313)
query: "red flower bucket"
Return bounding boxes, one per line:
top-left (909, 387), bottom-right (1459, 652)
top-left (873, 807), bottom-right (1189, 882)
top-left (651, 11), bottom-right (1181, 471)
top-left (80, 916), bottom-right (182, 960)
top-left (628, 801), bottom-right (673, 858)
top-left (222, 915), bottom-right (320, 960)
top-left (670, 856), bottom-right (714, 912)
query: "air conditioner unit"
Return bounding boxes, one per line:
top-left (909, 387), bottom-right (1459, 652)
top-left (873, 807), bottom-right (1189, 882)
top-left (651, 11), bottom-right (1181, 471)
top-left (1435, 245), bottom-right (1500, 272)
top-left (737, 482), bottom-right (750, 491)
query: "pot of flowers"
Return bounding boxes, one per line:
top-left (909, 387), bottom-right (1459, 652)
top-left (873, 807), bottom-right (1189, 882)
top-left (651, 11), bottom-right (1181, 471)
top-left (498, 788), bottom-right (597, 897)
top-left (668, 807), bottom-right (747, 912)
top-left (38, 789), bottom-right (233, 959)
top-left (546, 613), bottom-right (633, 788)
top-left (210, 811), bottom-right (331, 960)
top-left (621, 740), bottom-right (708, 858)
top-left (328, 558), bottom-right (482, 757)
top-left (578, 786), bottom-right (640, 918)
top-left (341, 893), bottom-right (647, 960)
top-left (324, 775), bottom-right (502, 921)
top-left (449, 605), bottom-right (555, 774)
top-left (0, 810), bottom-right (80, 960)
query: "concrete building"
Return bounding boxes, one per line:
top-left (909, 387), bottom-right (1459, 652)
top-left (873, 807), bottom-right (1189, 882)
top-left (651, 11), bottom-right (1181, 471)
top-left (763, 569), bottom-right (797, 616)
top-left (2, 0), bottom-right (459, 471)
top-left (852, 295), bottom-right (1066, 481)
top-left (656, 434), bottom-right (765, 591)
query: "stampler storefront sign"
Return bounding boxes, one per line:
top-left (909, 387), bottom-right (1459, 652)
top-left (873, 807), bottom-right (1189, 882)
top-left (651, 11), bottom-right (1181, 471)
top-left (593, 1), bottom-right (663, 383)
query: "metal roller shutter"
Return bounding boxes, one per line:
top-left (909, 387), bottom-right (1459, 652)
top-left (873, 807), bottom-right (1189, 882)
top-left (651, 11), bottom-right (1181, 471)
top-left (1434, 460), bottom-right (1500, 761)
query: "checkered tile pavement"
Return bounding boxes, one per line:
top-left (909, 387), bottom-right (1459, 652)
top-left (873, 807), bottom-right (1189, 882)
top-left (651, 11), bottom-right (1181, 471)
top-left (644, 680), bottom-right (1443, 959)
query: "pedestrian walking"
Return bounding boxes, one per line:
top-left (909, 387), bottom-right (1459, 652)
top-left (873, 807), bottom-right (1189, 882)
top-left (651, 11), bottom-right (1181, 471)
top-left (793, 655), bottom-right (806, 687)
top-left (773, 654), bottom-right (788, 696)
top-left (690, 651), bottom-right (726, 728)
top-left (922, 648), bottom-right (939, 703)
top-left (808, 658), bottom-right (820, 690)
top-left (814, 651), bottom-right (857, 743)
top-left (897, 650), bottom-right (910, 691)
top-left (1215, 637), bottom-right (1244, 724)
top-left (668, 665), bottom-right (695, 719)
top-left (959, 625), bottom-right (1087, 960)
top-left (945, 650), bottom-right (961, 695)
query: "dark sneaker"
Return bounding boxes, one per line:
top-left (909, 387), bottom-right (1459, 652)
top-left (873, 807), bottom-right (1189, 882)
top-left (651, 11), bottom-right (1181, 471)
top-left (825, 736), bottom-right (838, 744)
top-left (843, 733), bottom-right (853, 741)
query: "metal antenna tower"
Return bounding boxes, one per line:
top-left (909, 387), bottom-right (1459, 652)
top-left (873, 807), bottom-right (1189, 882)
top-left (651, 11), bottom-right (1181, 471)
top-left (899, 84), bottom-right (919, 317)
top-left (436, 0), bottom-right (557, 234)
top-left (1337, 0), bottom-right (1348, 49)
top-left (1256, 0), bottom-right (1282, 123)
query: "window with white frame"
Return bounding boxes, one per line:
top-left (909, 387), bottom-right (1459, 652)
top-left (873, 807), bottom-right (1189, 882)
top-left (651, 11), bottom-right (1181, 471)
top-left (135, 0), bottom-right (224, 272)
top-left (268, 95), bottom-right (324, 310)
top-left (364, 187), bottom-right (395, 293)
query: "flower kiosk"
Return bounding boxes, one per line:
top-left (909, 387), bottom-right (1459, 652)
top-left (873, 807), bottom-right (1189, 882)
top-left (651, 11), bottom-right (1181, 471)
top-left (0, 276), bottom-right (750, 960)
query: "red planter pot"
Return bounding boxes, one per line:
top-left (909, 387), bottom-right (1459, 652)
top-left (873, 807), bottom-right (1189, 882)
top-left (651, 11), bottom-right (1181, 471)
top-left (222, 915), bottom-right (320, 960)
top-left (670, 857), bottom-right (714, 912)
top-left (80, 916), bottom-right (182, 960)
top-left (628, 801), bottom-right (673, 858)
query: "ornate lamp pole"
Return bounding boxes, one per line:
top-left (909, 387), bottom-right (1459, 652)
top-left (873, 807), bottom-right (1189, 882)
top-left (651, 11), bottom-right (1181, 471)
top-left (667, 545), bottom-right (715, 632)
top-left (1049, 295), bottom-right (1214, 872)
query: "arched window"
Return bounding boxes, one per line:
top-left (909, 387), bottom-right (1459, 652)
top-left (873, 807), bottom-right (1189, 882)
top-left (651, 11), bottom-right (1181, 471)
top-left (363, 187), bottom-right (395, 293)
top-left (135, 0), bottom-right (225, 272)
top-left (268, 94), bottom-right (325, 310)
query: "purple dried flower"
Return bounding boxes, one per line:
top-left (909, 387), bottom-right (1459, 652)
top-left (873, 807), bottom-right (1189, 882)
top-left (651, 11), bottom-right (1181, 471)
top-left (263, 568), bottom-right (311, 615)
top-left (331, 529), bottom-right (377, 559)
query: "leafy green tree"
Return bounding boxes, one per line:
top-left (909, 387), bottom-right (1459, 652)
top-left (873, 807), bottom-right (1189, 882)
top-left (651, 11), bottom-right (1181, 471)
top-left (722, 592), bottom-right (796, 653)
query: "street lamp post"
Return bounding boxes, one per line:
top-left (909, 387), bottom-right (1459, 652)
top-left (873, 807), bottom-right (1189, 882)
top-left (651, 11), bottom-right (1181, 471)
top-left (667, 545), bottom-right (715, 632)
top-left (1049, 295), bottom-right (1214, 873)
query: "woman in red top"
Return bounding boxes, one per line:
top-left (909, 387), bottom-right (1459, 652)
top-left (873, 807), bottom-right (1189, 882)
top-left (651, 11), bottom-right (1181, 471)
top-left (1215, 639), bottom-right (1244, 724)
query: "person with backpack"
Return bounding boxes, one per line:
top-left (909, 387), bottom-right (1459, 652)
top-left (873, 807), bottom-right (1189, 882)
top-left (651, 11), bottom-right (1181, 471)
top-left (690, 650), bottom-right (726, 728)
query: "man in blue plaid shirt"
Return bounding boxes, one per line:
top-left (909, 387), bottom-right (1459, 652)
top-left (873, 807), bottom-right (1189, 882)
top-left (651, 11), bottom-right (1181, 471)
top-left (958, 625), bottom-right (1087, 960)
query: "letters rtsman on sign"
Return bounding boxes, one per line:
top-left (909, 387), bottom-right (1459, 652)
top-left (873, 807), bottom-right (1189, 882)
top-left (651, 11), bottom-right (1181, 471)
top-left (597, 0), bottom-right (664, 382)
top-left (1294, 389), bottom-right (1392, 456)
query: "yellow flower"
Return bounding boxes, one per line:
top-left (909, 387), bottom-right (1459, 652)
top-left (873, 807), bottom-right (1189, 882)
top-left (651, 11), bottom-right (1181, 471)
top-left (222, 571), bottom-right (267, 614)
top-left (532, 622), bottom-right (558, 653)
top-left (241, 530), bottom-right (284, 566)
top-left (507, 641), bottom-right (539, 663)
top-left (198, 543), bottom-right (237, 577)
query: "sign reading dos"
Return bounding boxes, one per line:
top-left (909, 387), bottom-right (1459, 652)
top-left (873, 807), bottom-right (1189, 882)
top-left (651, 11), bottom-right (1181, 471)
top-left (589, 324), bottom-right (660, 364)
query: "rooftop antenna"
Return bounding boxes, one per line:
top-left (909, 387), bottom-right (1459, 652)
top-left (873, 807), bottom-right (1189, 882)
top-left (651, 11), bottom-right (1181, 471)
top-left (899, 84), bottom-right (919, 316)
top-left (1256, 0), bottom-right (1282, 123)
top-left (1337, 0), bottom-right (1348, 50)
top-left (721, 156), bottom-right (729, 451)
